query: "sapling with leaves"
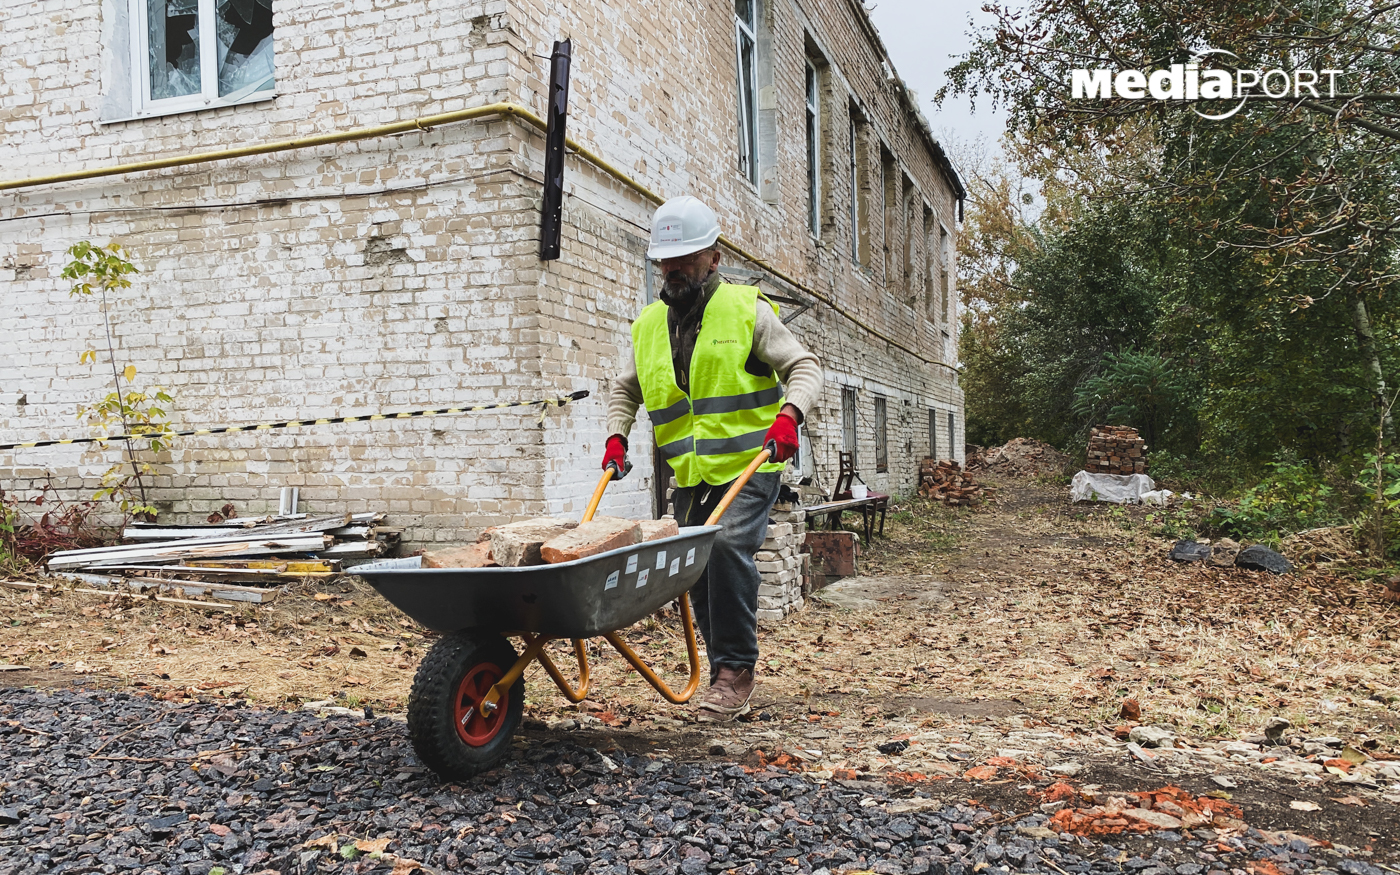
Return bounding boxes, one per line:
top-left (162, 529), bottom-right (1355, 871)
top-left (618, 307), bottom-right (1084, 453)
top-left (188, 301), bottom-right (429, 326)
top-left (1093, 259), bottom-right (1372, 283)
top-left (63, 241), bottom-right (174, 522)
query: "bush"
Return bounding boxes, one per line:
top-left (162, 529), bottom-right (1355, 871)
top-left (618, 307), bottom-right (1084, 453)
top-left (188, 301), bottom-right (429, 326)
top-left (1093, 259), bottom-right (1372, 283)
top-left (1204, 456), bottom-right (1346, 546)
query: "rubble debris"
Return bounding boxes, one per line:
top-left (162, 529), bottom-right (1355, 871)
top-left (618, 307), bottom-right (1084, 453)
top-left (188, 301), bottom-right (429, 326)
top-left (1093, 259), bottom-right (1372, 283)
top-left (966, 438), bottom-right (1070, 476)
top-left (918, 458), bottom-right (994, 506)
top-left (1086, 425), bottom-right (1147, 475)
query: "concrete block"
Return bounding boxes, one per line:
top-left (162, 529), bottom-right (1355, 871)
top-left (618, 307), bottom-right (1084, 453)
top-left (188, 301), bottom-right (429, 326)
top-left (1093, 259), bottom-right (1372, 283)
top-left (541, 516), bottom-right (641, 564)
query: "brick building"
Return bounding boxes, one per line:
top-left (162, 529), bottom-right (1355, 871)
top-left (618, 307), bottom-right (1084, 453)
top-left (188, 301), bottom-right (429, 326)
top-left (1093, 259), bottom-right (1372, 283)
top-left (0, 0), bottom-right (964, 550)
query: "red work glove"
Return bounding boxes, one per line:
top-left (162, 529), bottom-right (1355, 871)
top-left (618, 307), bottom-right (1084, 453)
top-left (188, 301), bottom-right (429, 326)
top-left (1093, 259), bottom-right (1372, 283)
top-left (602, 434), bottom-right (630, 479)
top-left (763, 413), bottom-right (799, 463)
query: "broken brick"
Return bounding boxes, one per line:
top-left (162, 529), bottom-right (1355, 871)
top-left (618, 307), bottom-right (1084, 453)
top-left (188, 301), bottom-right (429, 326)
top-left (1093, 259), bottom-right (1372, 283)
top-left (486, 518), bottom-right (578, 567)
top-left (540, 517), bottom-right (642, 564)
top-left (422, 541), bottom-right (495, 569)
top-left (638, 519), bottom-right (680, 541)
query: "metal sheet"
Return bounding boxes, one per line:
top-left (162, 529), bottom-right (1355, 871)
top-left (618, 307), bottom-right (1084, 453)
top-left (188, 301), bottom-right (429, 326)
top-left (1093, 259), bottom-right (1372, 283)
top-left (355, 526), bottom-right (720, 637)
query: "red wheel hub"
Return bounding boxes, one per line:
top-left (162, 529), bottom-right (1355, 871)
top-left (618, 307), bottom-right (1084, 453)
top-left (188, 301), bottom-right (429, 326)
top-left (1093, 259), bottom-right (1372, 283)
top-left (453, 662), bottom-right (507, 746)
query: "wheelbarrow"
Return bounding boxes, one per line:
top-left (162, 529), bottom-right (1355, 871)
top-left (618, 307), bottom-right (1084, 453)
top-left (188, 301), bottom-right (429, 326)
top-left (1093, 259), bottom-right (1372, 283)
top-left (355, 448), bottom-right (772, 781)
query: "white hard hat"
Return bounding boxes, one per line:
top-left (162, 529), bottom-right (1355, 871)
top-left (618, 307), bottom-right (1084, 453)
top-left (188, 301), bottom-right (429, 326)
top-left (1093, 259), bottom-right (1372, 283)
top-left (647, 196), bottom-right (722, 261)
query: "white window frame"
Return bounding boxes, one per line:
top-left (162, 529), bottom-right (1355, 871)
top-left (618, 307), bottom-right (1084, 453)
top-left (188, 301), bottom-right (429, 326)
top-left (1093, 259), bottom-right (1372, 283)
top-left (126, 0), bottom-right (276, 120)
top-left (805, 59), bottom-right (821, 237)
top-left (734, 0), bottom-right (759, 185)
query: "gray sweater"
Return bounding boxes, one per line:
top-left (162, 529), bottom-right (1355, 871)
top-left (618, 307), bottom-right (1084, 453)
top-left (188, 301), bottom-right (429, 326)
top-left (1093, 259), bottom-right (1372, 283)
top-left (607, 275), bottom-right (824, 439)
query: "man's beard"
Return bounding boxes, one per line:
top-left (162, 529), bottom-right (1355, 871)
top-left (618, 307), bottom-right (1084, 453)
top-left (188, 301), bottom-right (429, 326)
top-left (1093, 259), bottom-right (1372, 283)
top-left (660, 271), bottom-right (705, 308)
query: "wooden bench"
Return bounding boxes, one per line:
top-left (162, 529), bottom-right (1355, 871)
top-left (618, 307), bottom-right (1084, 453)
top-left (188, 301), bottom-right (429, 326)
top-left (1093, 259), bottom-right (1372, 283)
top-left (802, 452), bottom-right (889, 547)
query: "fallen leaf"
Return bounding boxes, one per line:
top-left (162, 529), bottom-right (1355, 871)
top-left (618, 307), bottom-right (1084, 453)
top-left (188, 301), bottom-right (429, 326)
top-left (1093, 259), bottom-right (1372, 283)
top-left (1289, 800), bottom-right (1321, 811)
top-left (314, 593), bottom-right (334, 601)
top-left (355, 838), bottom-right (392, 853)
top-left (303, 834), bottom-right (339, 849)
top-left (1329, 796), bottom-right (1366, 807)
top-left (344, 675), bottom-right (368, 686)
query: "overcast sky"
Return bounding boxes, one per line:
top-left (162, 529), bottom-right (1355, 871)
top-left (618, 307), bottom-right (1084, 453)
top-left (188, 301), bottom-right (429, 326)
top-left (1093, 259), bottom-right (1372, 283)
top-left (865, 0), bottom-right (1008, 162)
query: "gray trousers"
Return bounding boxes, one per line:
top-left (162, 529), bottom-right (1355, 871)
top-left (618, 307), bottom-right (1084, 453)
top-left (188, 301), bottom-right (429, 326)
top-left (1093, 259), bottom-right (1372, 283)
top-left (671, 471), bottom-right (782, 677)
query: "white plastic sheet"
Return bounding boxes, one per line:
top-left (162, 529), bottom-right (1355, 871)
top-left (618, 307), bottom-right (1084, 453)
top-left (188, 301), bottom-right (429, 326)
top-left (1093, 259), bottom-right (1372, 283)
top-left (1139, 489), bottom-right (1176, 506)
top-left (1070, 471), bottom-right (1159, 504)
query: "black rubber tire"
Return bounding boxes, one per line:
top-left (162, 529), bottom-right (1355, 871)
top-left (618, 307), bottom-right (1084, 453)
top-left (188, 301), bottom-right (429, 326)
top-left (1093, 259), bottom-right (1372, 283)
top-left (406, 632), bottom-right (524, 781)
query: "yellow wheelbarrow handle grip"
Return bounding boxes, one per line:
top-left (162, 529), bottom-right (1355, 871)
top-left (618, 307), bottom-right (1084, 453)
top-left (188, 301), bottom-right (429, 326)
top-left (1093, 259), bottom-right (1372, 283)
top-left (705, 448), bottom-right (772, 526)
top-left (582, 467), bottom-right (614, 523)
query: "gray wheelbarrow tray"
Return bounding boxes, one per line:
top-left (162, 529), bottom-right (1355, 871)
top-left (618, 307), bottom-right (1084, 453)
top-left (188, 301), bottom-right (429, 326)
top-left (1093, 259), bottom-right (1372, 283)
top-left (354, 525), bottom-right (721, 638)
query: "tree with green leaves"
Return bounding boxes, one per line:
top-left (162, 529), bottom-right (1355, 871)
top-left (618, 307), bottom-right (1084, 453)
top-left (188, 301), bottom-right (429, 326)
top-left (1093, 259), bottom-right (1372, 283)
top-left (943, 0), bottom-right (1400, 479)
top-left (64, 242), bottom-right (173, 520)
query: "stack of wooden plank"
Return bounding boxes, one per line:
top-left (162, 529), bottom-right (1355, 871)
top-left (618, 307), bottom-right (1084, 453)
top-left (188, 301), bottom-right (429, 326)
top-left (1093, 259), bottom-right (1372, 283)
top-left (918, 458), bottom-right (994, 506)
top-left (39, 512), bottom-right (400, 603)
top-left (1086, 425), bottom-right (1147, 475)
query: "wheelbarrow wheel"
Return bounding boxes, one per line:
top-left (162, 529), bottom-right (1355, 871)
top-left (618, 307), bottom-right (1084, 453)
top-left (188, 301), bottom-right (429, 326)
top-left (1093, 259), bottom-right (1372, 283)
top-left (407, 632), bottom-right (524, 781)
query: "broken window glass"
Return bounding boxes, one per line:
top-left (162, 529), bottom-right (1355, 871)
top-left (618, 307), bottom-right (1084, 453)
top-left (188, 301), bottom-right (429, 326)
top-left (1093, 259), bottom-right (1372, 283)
top-left (216, 0), bottom-right (274, 97)
top-left (148, 0), bottom-right (201, 101)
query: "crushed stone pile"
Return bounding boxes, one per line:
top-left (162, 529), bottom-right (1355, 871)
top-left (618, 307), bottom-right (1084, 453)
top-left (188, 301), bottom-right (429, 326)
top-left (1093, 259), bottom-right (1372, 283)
top-left (967, 438), bottom-right (1071, 477)
top-left (2, 688), bottom-right (1395, 875)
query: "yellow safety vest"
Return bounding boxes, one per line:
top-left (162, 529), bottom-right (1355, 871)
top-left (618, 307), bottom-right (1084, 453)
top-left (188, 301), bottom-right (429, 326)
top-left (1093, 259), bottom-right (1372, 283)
top-left (632, 283), bottom-right (787, 487)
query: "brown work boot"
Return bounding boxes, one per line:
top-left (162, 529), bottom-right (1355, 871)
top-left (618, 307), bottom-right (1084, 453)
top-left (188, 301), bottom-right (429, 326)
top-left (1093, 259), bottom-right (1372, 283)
top-left (697, 666), bottom-right (755, 722)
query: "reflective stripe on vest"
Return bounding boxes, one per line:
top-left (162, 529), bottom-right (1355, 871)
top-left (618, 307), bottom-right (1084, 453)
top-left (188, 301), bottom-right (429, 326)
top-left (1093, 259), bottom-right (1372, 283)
top-left (632, 282), bottom-right (787, 487)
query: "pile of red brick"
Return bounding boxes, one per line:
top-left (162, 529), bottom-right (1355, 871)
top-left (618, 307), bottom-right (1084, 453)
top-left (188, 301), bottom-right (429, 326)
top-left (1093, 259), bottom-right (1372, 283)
top-left (919, 458), bottom-right (994, 506)
top-left (1086, 425), bottom-right (1147, 475)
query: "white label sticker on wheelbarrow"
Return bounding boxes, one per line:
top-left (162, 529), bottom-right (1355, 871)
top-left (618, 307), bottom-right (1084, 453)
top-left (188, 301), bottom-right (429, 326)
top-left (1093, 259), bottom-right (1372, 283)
top-left (636, 568), bottom-right (649, 588)
top-left (655, 551), bottom-right (667, 570)
top-left (626, 554), bottom-right (638, 574)
top-left (605, 570), bottom-right (620, 591)
top-left (669, 557), bottom-right (680, 576)
top-left (686, 548), bottom-right (696, 566)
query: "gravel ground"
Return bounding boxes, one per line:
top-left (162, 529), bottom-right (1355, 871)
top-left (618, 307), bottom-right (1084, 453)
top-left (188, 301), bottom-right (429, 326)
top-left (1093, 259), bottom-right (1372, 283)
top-left (2, 688), bottom-right (1393, 875)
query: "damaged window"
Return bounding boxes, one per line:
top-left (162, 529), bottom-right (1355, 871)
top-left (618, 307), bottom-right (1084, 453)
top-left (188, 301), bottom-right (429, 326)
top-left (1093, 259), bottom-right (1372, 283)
top-left (147, 0), bottom-right (201, 100)
top-left (216, 0), bottom-right (274, 97)
top-left (136, 0), bottom-right (274, 112)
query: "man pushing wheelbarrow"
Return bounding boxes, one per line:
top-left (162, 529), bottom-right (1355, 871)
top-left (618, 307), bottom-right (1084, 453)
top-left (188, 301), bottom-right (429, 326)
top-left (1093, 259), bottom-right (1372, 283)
top-left (603, 195), bottom-right (823, 722)
top-left (358, 196), bottom-right (822, 779)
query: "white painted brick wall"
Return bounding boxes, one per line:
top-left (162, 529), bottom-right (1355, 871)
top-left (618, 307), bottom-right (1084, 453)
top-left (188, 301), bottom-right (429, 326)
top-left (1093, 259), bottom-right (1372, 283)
top-left (1, 0), bottom-right (962, 553)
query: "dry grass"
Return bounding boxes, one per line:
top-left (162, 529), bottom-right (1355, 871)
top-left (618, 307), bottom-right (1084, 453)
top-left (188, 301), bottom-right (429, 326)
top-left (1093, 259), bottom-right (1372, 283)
top-left (3, 478), bottom-right (1398, 755)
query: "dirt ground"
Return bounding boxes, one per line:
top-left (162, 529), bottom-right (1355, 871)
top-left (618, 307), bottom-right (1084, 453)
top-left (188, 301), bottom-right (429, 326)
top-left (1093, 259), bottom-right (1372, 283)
top-left (5, 473), bottom-right (1400, 855)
